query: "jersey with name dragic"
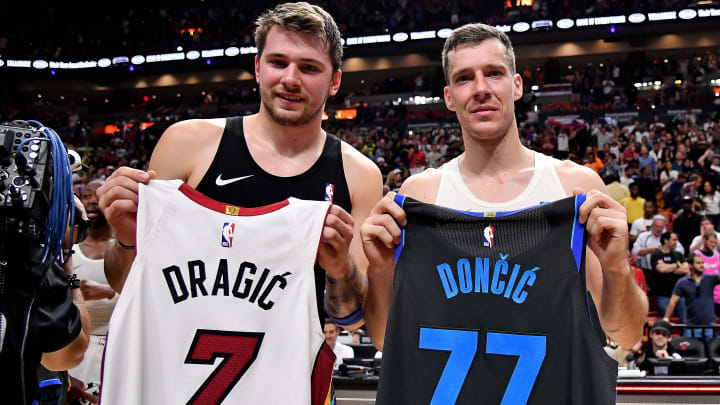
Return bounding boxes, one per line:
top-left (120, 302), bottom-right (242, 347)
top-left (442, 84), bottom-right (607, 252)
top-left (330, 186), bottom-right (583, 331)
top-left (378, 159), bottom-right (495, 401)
top-left (376, 194), bottom-right (617, 405)
top-left (101, 180), bottom-right (334, 405)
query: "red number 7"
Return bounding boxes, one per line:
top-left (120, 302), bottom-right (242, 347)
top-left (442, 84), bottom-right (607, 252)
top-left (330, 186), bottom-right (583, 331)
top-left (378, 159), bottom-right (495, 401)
top-left (184, 329), bottom-right (264, 405)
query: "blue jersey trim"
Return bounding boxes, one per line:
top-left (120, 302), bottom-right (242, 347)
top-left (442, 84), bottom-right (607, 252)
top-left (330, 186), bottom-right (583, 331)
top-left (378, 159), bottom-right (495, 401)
top-left (326, 307), bottom-right (364, 326)
top-left (571, 194), bottom-right (586, 273)
top-left (38, 378), bottom-right (62, 388)
top-left (394, 194), bottom-right (408, 263)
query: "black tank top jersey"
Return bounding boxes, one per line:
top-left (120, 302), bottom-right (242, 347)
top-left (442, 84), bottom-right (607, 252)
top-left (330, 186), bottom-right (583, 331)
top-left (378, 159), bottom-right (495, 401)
top-left (376, 194), bottom-right (617, 405)
top-left (195, 116), bottom-right (352, 325)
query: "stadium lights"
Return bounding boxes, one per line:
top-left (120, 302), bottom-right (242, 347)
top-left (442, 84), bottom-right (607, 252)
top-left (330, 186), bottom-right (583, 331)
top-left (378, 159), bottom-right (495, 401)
top-left (7, 60), bottom-right (31, 67)
top-left (512, 22), bottom-right (530, 32)
top-left (409, 31), bottom-right (435, 40)
top-left (437, 28), bottom-right (453, 38)
top-left (628, 13), bottom-right (646, 23)
top-left (557, 19), bottom-right (574, 29)
top-left (392, 32), bottom-right (409, 42)
top-left (678, 9), bottom-right (698, 19)
top-left (1, 7), bottom-right (719, 71)
top-left (201, 49), bottom-right (224, 58)
top-left (648, 11), bottom-right (677, 21)
top-left (225, 47), bottom-right (240, 57)
top-left (32, 60), bottom-right (48, 69)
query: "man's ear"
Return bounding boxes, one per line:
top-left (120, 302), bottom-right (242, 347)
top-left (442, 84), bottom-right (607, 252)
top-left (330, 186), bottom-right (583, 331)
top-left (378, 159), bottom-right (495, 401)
top-left (444, 86), bottom-right (456, 112)
top-left (513, 73), bottom-right (523, 102)
top-left (254, 55), bottom-right (260, 83)
top-left (328, 70), bottom-right (342, 96)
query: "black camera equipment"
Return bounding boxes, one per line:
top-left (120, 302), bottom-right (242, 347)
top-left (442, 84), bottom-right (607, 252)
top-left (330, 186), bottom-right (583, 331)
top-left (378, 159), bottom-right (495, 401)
top-left (0, 120), bottom-right (54, 245)
top-left (0, 120), bottom-right (77, 405)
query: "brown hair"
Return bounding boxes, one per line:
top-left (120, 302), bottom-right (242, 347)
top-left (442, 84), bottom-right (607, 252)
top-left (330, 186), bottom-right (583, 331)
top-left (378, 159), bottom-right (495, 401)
top-left (255, 2), bottom-right (343, 72)
top-left (441, 23), bottom-right (516, 84)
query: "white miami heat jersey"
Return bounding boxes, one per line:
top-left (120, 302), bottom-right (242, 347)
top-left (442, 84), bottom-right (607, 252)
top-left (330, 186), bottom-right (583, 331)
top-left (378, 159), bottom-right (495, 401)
top-left (101, 179), bottom-right (334, 405)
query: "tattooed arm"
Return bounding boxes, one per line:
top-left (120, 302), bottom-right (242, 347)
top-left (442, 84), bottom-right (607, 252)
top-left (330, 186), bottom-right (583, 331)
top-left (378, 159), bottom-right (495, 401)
top-left (322, 143), bottom-right (382, 329)
top-left (325, 259), bottom-right (367, 319)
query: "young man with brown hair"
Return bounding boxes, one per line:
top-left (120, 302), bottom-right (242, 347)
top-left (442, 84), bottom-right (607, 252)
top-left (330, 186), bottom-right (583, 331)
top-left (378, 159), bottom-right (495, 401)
top-left (98, 3), bottom-right (381, 403)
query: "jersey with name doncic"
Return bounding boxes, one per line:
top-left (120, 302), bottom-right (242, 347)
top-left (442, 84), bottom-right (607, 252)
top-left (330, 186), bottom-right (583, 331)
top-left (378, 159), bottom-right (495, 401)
top-left (376, 194), bottom-right (617, 405)
top-left (101, 180), bottom-right (335, 405)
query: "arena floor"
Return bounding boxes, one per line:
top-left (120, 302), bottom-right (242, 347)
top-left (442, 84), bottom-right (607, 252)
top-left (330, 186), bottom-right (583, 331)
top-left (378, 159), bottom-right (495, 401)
top-left (334, 390), bottom-right (720, 405)
top-left (334, 376), bottom-right (720, 404)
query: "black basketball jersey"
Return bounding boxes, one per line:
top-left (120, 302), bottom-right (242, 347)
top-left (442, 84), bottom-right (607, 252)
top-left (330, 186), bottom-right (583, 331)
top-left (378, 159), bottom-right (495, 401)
top-left (195, 116), bottom-right (352, 325)
top-left (376, 194), bottom-right (617, 405)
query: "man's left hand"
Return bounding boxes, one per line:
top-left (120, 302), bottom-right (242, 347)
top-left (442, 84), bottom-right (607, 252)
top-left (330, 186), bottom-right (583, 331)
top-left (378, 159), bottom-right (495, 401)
top-left (318, 204), bottom-right (355, 279)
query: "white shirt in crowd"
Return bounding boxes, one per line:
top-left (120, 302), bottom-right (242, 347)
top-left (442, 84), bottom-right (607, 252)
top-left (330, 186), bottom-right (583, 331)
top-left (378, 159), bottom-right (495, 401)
top-left (333, 341), bottom-right (355, 369)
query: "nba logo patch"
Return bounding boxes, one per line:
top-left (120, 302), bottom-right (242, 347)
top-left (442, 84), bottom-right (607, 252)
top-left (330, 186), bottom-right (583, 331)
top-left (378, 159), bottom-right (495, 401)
top-left (324, 183), bottom-right (334, 202)
top-left (483, 225), bottom-right (494, 248)
top-left (221, 222), bottom-right (235, 247)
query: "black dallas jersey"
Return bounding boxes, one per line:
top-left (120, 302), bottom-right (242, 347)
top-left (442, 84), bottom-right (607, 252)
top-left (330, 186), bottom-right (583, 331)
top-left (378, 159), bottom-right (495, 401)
top-left (196, 116), bottom-right (351, 325)
top-left (376, 194), bottom-right (617, 405)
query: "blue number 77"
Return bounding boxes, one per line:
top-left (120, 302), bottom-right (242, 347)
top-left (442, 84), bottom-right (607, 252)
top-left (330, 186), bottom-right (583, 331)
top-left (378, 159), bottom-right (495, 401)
top-left (419, 328), bottom-right (546, 405)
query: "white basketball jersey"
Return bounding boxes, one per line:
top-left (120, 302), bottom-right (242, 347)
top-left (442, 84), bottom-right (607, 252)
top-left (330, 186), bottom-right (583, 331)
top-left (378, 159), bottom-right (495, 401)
top-left (101, 180), bottom-right (334, 405)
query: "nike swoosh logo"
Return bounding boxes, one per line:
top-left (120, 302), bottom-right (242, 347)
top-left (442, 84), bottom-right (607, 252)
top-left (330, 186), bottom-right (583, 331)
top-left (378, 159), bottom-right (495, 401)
top-left (215, 174), bottom-right (254, 186)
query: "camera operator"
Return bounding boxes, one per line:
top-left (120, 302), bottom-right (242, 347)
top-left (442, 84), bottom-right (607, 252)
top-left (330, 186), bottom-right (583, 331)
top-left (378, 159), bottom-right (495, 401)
top-left (1, 196), bottom-right (92, 404)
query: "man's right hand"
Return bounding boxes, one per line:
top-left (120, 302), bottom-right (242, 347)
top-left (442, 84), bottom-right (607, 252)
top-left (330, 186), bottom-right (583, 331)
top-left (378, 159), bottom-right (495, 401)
top-left (360, 192), bottom-right (406, 274)
top-left (656, 349), bottom-right (670, 359)
top-left (97, 167), bottom-right (155, 247)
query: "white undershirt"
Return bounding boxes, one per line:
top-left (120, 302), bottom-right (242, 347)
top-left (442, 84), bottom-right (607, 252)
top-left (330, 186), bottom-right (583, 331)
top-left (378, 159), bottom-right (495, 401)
top-left (435, 151), bottom-right (568, 211)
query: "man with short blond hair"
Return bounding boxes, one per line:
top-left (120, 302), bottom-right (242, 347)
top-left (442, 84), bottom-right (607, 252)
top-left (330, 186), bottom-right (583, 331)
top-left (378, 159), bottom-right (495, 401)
top-left (363, 22), bottom-right (646, 405)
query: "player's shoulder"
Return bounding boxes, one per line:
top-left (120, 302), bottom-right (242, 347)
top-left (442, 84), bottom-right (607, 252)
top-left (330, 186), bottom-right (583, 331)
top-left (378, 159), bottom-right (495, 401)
top-left (399, 167), bottom-right (443, 203)
top-left (161, 118), bottom-right (226, 143)
top-left (552, 157), bottom-right (607, 193)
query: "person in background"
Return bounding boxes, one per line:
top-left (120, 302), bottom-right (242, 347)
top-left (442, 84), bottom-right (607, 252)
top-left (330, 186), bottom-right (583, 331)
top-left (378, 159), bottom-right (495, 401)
top-left (664, 253), bottom-right (720, 343)
top-left (605, 173), bottom-right (630, 203)
top-left (630, 200), bottom-right (662, 245)
top-left (68, 180), bottom-right (117, 403)
top-left (621, 183), bottom-right (646, 226)
top-left (635, 320), bottom-right (678, 373)
top-left (629, 251), bottom-right (647, 294)
top-left (649, 232), bottom-right (689, 323)
top-left (323, 318), bottom-right (354, 369)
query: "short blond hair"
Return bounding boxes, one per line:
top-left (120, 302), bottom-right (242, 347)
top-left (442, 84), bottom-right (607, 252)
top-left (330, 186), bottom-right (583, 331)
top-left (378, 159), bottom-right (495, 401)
top-left (442, 23), bottom-right (516, 84)
top-left (255, 2), bottom-right (343, 72)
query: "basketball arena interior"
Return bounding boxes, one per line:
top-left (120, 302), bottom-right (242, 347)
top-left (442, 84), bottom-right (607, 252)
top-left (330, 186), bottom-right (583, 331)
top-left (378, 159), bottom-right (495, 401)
top-left (2, 0), bottom-right (720, 404)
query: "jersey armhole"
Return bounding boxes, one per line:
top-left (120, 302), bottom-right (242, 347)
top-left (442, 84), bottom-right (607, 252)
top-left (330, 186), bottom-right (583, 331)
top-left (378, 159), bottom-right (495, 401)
top-left (393, 194), bottom-right (407, 263)
top-left (570, 193), bottom-right (586, 273)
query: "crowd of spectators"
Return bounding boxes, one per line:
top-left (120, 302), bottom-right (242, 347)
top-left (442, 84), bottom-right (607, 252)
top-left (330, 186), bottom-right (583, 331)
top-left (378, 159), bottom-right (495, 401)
top-left (0, 0), bottom-right (701, 60)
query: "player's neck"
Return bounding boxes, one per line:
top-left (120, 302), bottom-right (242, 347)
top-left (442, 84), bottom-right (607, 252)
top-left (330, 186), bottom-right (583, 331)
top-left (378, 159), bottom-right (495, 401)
top-left (249, 109), bottom-right (325, 154)
top-left (459, 130), bottom-right (533, 177)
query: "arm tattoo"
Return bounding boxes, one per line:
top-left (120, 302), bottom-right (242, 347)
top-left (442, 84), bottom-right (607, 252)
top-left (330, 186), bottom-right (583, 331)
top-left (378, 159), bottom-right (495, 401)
top-left (325, 259), bottom-right (367, 318)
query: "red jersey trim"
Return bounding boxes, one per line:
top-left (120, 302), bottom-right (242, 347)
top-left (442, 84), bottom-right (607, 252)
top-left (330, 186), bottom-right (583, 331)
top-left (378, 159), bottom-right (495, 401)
top-left (310, 342), bottom-right (336, 405)
top-left (178, 183), bottom-right (289, 215)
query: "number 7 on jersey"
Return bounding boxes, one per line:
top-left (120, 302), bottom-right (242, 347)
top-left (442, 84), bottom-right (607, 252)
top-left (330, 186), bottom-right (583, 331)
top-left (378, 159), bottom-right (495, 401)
top-left (419, 327), bottom-right (546, 405)
top-left (184, 329), bottom-right (264, 405)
